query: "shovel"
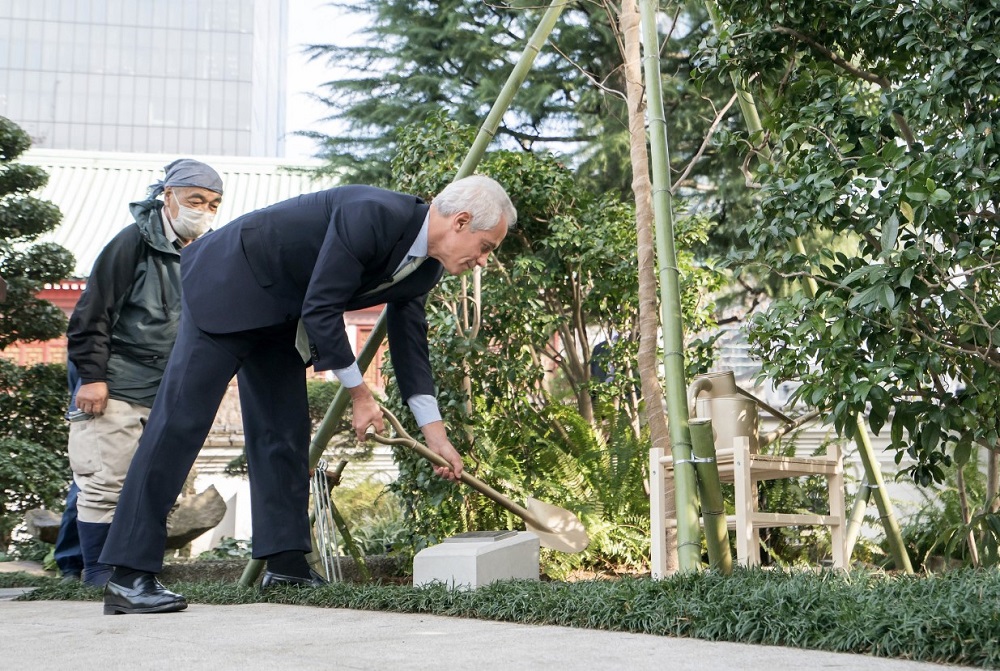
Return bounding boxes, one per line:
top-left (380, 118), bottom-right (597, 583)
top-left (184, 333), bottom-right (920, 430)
top-left (366, 407), bottom-right (589, 554)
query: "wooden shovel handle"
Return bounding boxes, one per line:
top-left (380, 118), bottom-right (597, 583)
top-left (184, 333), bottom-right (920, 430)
top-left (366, 407), bottom-right (544, 529)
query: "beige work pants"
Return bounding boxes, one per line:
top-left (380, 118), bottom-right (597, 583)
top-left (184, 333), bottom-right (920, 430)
top-left (68, 398), bottom-right (151, 524)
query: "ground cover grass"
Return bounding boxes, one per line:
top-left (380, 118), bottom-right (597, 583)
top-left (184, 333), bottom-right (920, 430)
top-left (4, 568), bottom-right (998, 668)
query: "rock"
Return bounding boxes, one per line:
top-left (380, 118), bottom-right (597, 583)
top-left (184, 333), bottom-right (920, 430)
top-left (165, 485), bottom-right (227, 550)
top-left (24, 509), bottom-right (62, 544)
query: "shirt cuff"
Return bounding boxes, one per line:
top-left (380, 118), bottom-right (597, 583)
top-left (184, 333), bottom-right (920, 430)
top-left (407, 394), bottom-right (442, 427)
top-left (332, 363), bottom-right (364, 388)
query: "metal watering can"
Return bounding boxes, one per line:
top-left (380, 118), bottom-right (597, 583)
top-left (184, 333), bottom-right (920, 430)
top-left (688, 370), bottom-right (805, 452)
top-left (689, 370), bottom-right (760, 453)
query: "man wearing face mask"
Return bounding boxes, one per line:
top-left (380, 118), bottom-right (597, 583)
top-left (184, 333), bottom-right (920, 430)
top-left (65, 158), bottom-right (223, 587)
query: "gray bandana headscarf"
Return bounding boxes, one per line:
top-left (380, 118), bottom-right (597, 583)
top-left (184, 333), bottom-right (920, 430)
top-left (149, 159), bottom-right (224, 198)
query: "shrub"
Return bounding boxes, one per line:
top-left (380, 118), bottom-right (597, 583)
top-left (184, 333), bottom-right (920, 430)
top-left (0, 360), bottom-right (71, 550)
top-left (197, 537), bottom-right (253, 560)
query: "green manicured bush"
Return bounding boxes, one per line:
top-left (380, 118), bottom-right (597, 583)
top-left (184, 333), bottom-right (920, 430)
top-left (0, 360), bottom-right (71, 551)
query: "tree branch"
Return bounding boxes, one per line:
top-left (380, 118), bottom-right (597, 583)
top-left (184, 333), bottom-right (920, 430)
top-left (498, 125), bottom-right (598, 144)
top-left (671, 91), bottom-right (739, 195)
top-left (771, 24), bottom-right (917, 148)
top-left (772, 25), bottom-right (890, 88)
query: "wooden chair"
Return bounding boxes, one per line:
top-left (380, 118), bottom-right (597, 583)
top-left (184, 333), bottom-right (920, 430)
top-left (656, 371), bottom-right (847, 569)
top-left (722, 436), bottom-right (846, 568)
top-left (660, 433), bottom-right (847, 568)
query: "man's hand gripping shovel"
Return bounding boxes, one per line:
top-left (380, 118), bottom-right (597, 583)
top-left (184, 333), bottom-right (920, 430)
top-left (366, 406), bottom-right (589, 554)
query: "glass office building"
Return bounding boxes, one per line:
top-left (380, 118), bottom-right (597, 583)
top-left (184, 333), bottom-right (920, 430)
top-left (0, 0), bottom-right (287, 156)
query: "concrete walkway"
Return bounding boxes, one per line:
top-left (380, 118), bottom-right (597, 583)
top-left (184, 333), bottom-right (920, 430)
top-left (0, 590), bottom-right (969, 671)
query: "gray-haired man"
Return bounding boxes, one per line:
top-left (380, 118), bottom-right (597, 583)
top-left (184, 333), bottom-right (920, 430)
top-left (66, 159), bottom-right (224, 587)
top-left (99, 175), bottom-right (515, 614)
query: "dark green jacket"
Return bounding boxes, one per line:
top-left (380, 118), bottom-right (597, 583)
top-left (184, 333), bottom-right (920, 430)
top-left (67, 199), bottom-right (184, 407)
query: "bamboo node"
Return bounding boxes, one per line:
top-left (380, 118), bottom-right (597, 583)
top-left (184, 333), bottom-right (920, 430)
top-left (674, 456), bottom-right (716, 465)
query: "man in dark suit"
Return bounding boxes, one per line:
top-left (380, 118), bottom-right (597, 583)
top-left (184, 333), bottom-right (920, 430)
top-left (99, 175), bottom-right (516, 614)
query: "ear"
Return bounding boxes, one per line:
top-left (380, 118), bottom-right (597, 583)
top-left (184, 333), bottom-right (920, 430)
top-left (454, 212), bottom-right (472, 230)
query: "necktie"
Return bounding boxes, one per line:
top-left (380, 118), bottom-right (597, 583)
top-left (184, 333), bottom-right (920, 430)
top-left (296, 256), bottom-right (427, 363)
top-left (360, 255), bottom-right (426, 298)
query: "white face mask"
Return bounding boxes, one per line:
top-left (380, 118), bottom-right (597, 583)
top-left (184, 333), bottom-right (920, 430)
top-left (166, 192), bottom-right (215, 241)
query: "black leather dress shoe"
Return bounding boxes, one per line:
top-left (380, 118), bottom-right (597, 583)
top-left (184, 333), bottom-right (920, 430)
top-left (260, 568), bottom-right (328, 590)
top-left (103, 572), bottom-right (187, 615)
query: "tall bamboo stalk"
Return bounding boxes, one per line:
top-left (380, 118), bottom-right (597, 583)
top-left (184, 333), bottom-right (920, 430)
top-left (705, 0), bottom-right (912, 574)
top-left (456, 4), bottom-right (568, 179)
top-left (956, 465), bottom-right (980, 567)
top-left (690, 418), bottom-right (733, 573)
top-left (638, 0), bottom-right (701, 572)
top-left (619, 0), bottom-right (678, 575)
top-left (239, 1), bottom-right (570, 587)
top-left (844, 481), bottom-right (871, 557)
top-left (851, 416), bottom-right (912, 571)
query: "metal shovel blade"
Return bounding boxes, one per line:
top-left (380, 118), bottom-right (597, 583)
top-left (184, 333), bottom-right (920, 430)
top-left (524, 496), bottom-right (590, 554)
top-left (368, 407), bottom-right (591, 554)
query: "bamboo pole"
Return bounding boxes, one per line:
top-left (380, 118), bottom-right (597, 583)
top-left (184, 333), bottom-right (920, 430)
top-left (704, 0), bottom-right (913, 573)
top-left (690, 418), bottom-right (733, 573)
top-left (239, 0), bottom-right (570, 587)
top-left (638, 0), bottom-right (701, 572)
top-left (853, 426), bottom-right (913, 571)
top-left (845, 480), bottom-right (871, 556)
top-left (620, 0), bottom-right (678, 576)
top-left (456, 3), bottom-right (569, 179)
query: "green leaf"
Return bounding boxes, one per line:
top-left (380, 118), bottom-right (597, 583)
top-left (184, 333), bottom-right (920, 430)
top-left (878, 285), bottom-right (896, 310)
top-left (869, 407), bottom-right (887, 435)
top-left (929, 188), bottom-right (952, 204)
top-left (954, 441), bottom-right (972, 466)
top-left (891, 416), bottom-right (904, 446)
top-left (900, 201), bottom-right (915, 223)
top-left (881, 213), bottom-right (900, 252)
top-left (842, 266), bottom-right (873, 286)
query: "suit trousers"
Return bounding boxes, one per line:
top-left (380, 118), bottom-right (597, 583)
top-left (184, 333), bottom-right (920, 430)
top-left (99, 304), bottom-right (312, 574)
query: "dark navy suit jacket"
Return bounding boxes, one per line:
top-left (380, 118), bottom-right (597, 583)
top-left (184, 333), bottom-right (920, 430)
top-left (180, 186), bottom-right (444, 399)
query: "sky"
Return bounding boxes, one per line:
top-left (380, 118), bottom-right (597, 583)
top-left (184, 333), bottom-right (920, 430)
top-left (283, 1), bottom-right (369, 160)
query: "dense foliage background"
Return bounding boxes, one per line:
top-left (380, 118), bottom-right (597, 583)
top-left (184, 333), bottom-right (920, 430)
top-left (378, 114), bottom-right (721, 577)
top-left (287, 1), bottom-right (1000, 572)
top-left (700, 2), bottom-right (999, 489)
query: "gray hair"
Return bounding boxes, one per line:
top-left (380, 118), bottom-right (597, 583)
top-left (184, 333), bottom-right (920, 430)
top-left (433, 175), bottom-right (517, 231)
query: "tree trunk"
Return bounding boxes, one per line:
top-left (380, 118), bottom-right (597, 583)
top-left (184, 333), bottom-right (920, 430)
top-left (620, 0), bottom-right (678, 573)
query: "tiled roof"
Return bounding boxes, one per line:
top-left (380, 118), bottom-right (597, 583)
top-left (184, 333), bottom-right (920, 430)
top-left (20, 149), bottom-right (338, 276)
